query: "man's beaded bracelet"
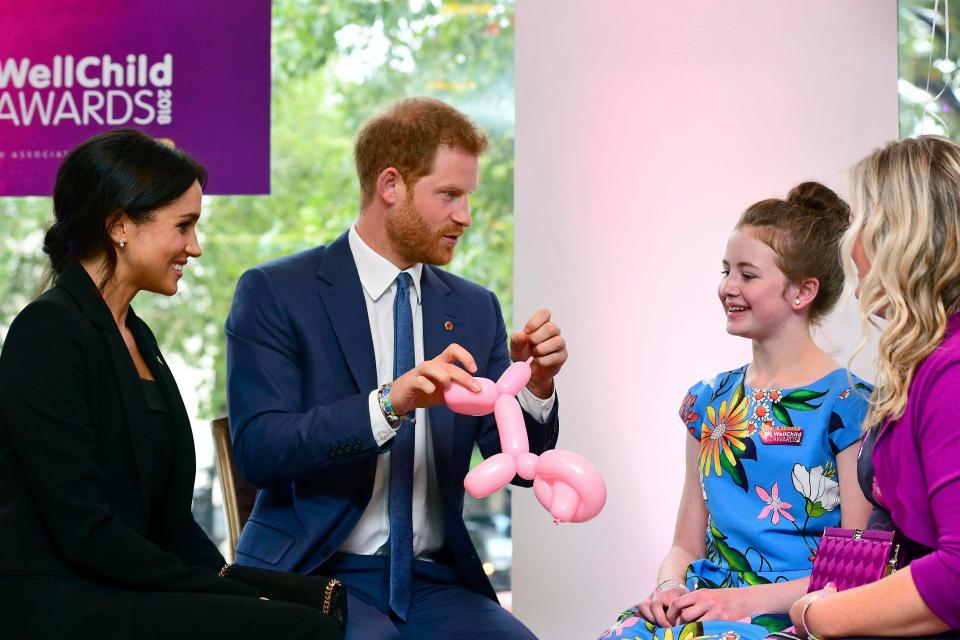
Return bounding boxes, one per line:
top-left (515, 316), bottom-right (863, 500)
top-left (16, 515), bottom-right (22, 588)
top-left (378, 383), bottom-right (414, 429)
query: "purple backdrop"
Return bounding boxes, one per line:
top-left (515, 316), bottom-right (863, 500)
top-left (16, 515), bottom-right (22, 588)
top-left (0, 0), bottom-right (271, 196)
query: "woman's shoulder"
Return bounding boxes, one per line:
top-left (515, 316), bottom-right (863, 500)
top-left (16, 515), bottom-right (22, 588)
top-left (679, 365), bottom-right (748, 428)
top-left (685, 364), bottom-right (748, 399)
top-left (917, 329), bottom-right (960, 384)
top-left (820, 367), bottom-right (872, 396)
top-left (812, 368), bottom-right (872, 428)
top-left (4, 288), bottom-right (95, 351)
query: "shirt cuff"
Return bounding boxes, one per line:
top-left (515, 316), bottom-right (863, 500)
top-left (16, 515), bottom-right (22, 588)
top-left (368, 389), bottom-right (396, 446)
top-left (517, 385), bottom-right (556, 423)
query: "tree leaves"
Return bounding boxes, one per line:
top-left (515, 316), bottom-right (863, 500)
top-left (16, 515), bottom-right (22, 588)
top-left (0, 0), bottom-right (518, 424)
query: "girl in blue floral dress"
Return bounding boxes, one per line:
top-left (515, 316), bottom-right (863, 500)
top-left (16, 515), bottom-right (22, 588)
top-left (597, 183), bottom-right (872, 640)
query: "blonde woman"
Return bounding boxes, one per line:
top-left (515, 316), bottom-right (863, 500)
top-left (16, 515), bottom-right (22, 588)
top-left (789, 136), bottom-right (960, 639)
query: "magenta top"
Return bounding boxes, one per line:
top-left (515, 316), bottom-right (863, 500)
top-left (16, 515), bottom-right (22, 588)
top-left (873, 313), bottom-right (960, 629)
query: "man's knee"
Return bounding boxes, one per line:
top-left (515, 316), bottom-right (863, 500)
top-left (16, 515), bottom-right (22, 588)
top-left (403, 599), bottom-right (538, 639)
top-left (343, 592), bottom-right (402, 640)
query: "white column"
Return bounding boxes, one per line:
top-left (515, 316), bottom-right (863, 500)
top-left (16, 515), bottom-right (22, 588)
top-left (511, 2), bottom-right (897, 636)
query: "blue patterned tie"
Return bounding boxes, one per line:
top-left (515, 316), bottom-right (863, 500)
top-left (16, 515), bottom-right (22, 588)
top-left (389, 272), bottom-right (415, 619)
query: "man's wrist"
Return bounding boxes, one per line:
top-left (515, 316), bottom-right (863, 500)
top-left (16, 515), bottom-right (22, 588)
top-left (525, 379), bottom-right (555, 399)
top-left (378, 383), bottom-right (413, 429)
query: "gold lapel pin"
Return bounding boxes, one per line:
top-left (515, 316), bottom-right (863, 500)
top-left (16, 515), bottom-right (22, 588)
top-left (444, 321), bottom-right (454, 331)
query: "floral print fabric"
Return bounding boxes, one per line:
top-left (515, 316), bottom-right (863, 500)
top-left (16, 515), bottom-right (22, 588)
top-left (598, 366), bottom-right (871, 640)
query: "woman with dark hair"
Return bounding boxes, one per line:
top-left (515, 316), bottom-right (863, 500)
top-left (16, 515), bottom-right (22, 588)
top-left (0, 129), bottom-right (338, 638)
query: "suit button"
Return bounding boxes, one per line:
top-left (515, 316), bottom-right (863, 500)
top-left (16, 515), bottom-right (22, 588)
top-left (328, 450), bottom-right (337, 459)
top-left (351, 443), bottom-right (361, 452)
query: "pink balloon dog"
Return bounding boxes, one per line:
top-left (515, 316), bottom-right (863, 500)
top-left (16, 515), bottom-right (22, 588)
top-left (444, 358), bottom-right (606, 524)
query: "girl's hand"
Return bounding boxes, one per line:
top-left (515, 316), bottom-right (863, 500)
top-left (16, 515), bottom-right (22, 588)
top-left (667, 587), bottom-right (755, 624)
top-left (635, 586), bottom-right (688, 628)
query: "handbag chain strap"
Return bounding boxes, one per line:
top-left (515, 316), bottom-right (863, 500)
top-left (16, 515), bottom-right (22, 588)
top-left (323, 578), bottom-right (343, 615)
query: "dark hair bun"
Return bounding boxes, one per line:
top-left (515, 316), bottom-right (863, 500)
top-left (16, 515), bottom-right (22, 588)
top-left (787, 181), bottom-right (850, 222)
top-left (42, 221), bottom-right (71, 274)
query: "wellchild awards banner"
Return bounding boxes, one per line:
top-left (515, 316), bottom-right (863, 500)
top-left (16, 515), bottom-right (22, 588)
top-left (0, 1), bottom-right (271, 196)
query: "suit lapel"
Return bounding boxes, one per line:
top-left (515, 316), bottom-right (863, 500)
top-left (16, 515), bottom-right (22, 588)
top-left (56, 265), bottom-right (153, 512)
top-left (316, 232), bottom-right (378, 392)
top-left (421, 266), bottom-right (463, 483)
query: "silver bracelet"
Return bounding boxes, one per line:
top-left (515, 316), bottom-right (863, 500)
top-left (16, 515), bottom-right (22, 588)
top-left (653, 577), bottom-right (690, 595)
top-left (801, 595), bottom-right (825, 640)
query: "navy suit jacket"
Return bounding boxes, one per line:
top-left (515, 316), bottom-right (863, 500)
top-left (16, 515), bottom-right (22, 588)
top-left (226, 231), bottom-right (559, 600)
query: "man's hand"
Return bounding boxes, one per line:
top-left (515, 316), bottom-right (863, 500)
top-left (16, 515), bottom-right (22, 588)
top-left (388, 343), bottom-right (481, 416)
top-left (666, 587), bottom-right (756, 624)
top-left (510, 308), bottom-right (567, 398)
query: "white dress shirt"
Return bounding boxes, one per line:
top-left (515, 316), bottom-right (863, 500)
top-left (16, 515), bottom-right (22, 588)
top-left (338, 224), bottom-right (556, 559)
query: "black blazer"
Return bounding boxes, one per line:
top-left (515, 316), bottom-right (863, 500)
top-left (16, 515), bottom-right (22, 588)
top-left (0, 264), bottom-right (256, 614)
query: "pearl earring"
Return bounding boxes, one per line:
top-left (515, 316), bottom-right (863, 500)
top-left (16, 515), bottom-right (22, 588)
top-left (119, 240), bottom-right (126, 248)
top-left (794, 297), bottom-right (801, 305)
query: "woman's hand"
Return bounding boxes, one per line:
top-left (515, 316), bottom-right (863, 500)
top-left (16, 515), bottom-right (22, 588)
top-left (635, 586), bottom-right (688, 628)
top-left (789, 584), bottom-right (837, 639)
top-left (666, 587), bottom-right (756, 624)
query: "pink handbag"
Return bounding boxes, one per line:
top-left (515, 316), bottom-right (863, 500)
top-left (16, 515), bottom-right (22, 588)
top-left (807, 527), bottom-right (901, 592)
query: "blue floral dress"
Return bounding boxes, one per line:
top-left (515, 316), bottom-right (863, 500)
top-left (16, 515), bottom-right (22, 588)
top-left (598, 366), bottom-right (871, 640)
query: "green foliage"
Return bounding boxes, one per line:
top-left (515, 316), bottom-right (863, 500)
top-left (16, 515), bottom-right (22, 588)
top-left (0, 0), bottom-right (516, 422)
top-left (899, 1), bottom-right (960, 137)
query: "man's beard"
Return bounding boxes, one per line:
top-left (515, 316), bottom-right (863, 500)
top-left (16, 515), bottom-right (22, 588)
top-left (386, 195), bottom-right (462, 266)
